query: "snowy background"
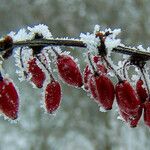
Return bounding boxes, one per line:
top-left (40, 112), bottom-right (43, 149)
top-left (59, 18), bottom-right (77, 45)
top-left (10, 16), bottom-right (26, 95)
top-left (0, 0), bottom-right (150, 150)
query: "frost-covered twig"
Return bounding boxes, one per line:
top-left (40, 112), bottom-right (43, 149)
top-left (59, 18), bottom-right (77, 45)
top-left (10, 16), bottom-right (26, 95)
top-left (1, 38), bottom-right (150, 61)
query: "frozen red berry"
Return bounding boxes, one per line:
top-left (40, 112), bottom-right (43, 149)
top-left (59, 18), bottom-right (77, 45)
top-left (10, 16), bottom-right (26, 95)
top-left (83, 65), bottom-right (92, 90)
top-left (89, 75), bottom-right (98, 101)
top-left (0, 78), bottom-right (19, 120)
top-left (89, 74), bottom-right (115, 110)
top-left (56, 54), bottom-right (83, 87)
top-left (119, 107), bottom-right (142, 128)
top-left (136, 78), bottom-right (148, 103)
top-left (116, 80), bottom-right (140, 117)
top-left (28, 57), bottom-right (46, 88)
top-left (143, 101), bottom-right (150, 127)
top-left (45, 80), bottom-right (61, 113)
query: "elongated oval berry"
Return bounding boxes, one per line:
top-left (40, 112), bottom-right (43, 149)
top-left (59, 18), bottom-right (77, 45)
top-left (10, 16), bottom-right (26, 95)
top-left (28, 57), bottom-right (46, 88)
top-left (89, 74), bottom-right (115, 110)
top-left (119, 107), bottom-right (142, 128)
top-left (0, 78), bottom-right (19, 120)
top-left (116, 80), bottom-right (140, 117)
top-left (57, 54), bottom-right (83, 87)
top-left (143, 101), bottom-right (150, 127)
top-left (89, 75), bottom-right (98, 101)
top-left (83, 65), bottom-right (92, 90)
top-left (136, 78), bottom-right (148, 103)
top-left (45, 80), bottom-right (61, 113)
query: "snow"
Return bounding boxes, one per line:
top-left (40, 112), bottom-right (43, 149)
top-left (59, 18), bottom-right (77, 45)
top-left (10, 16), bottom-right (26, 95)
top-left (11, 29), bottom-right (29, 42)
top-left (28, 24), bottom-right (52, 39)
top-left (80, 32), bottom-right (100, 55)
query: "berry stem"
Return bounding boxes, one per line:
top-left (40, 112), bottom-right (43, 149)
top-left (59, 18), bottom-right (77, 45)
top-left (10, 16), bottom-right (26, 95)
top-left (123, 60), bottom-right (130, 79)
top-left (139, 67), bottom-right (150, 99)
top-left (51, 47), bottom-right (60, 58)
top-left (87, 52), bottom-right (97, 75)
top-left (103, 56), bottom-right (122, 82)
top-left (36, 55), bottom-right (55, 81)
top-left (19, 47), bottom-right (28, 78)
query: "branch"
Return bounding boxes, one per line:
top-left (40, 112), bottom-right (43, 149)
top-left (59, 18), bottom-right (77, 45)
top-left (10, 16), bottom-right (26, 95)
top-left (1, 38), bottom-right (150, 61)
top-left (15, 39), bottom-right (150, 61)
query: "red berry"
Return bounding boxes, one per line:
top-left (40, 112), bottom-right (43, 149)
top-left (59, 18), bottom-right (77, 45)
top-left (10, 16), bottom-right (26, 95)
top-left (116, 80), bottom-right (140, 117)
top-left (0, 78), bottom-right (19, 120)
top-left (57, 55), bottom-right (83, 87)
top-left (136, 78), bottom-right (148, 103)
top-left (89, 75), bottom-right (98, 101)
top-left (83, 65), bottom-right (92, 90)
top-left (143, 101), bottom-right (150, 127)
top-left (83, 56), bottom-right (107, 91)
top-left (89, 74), bottom-right (115, 110)
top-left (93, 56), bottom-right (107, 74)
top-left (28, 57), bottom-right (46, 88)
top-left (45, 80), bottom-right (61, 113)
top-left (119, 107), bottom-right (142, 128)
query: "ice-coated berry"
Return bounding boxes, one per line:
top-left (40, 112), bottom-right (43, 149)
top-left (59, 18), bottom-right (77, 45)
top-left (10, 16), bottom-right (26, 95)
top-left (57, 54), bottom-right (83, 87)
top-left (0, 78), bottom-right (19, 120)
top-left (116, 80), bottom-right (141, 117)
top-left (119, 107), bottom-right (142, 128)
top-left (89, 74), bottom-right (115, 110)
top-left (83, 65), bottom-right (92, 90)
top-left (136, 78), bottom-right (148, 103)
top-left (28, 57), bottom-right (46, 88)
top-left (45, 80), bottom-right (61, 113)
top-left (143, 101), bottom-right (150, 127)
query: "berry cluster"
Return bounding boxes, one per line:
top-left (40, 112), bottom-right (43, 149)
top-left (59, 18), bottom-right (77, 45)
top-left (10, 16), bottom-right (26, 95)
top-left (0, 24), bottom-right (150, 128)
top-left (81, 31), bottom-right (150, 128)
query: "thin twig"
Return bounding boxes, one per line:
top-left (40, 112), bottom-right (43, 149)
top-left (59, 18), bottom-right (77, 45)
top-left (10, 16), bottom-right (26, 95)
top-left (36, 54), bottom-right (55, 81)
top-left (140, 67), bottom-right (150, 98)
top-left (0, 38), bottom-right (150, 61)
top-left (103, 56), bottom-right (122, 82)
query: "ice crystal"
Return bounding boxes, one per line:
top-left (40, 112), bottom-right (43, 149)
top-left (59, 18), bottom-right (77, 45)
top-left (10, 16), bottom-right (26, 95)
top-left (80, 32), bottom-right (100, 55)
top-left (28, 24), bottom-right (52, 39)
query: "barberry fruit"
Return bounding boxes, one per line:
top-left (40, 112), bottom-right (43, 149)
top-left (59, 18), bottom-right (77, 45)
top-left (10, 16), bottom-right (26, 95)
top-left (143, 100), bottom-right (150, 127)
top-left (57, 54), bottom-right (83, 87)
top-left (83, 65), bottom-right (92, 90)
top-left (28, 57), bottom-right (46, 88)
top-left (45, 80), bottom-right (61, 113)
top-left (0, 78), bottom-right (19, 120)
top-left (89, 74), bottom-right (98, 101)
top-left (116, 80), bottom-right (141, 117)
top-left (119, 107), bottom-right (142, 128)
top-left (136, 78), bottom-right (148, 103)
top-left (89, 74), bottom-right (115, 110)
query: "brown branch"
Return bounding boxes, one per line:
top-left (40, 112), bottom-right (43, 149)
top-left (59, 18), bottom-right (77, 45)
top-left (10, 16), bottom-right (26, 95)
top-left (1, 38), bottom-right (150, 61)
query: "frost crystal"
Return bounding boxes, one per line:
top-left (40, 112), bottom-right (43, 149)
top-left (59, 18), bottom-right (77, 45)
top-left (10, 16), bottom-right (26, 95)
top-left (12, 28), bottom-right (29, 42)
top-left (99, 106), bottom-right (107, 112)
top-left (80, 32), bottom-right (100, 55)
top-left (93, 24), bottom-right (101, 34)
top-left (105, 33), bottom-right (121, 53)
top-left (28, 24), bottom-right (52, 39)
top-left (137, 45), bottom-right (146, 52)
